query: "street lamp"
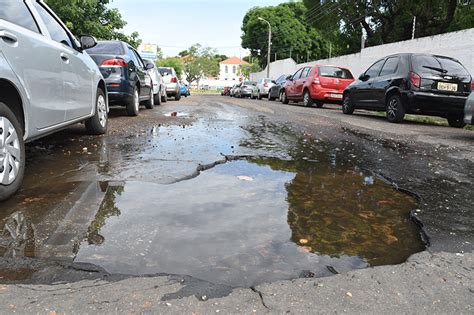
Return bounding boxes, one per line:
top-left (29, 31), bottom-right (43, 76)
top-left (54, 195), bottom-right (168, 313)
top-left (258, 17), bottom-right (272, 78)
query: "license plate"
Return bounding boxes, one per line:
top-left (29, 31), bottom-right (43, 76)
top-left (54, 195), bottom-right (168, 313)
top-left (437, 82), bottom-right (458, 92)
top-left (330, 93), bottom-right (343, 99)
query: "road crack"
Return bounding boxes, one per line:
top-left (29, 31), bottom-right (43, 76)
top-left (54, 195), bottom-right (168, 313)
top-left (250, 286), bottom-right (270, 310)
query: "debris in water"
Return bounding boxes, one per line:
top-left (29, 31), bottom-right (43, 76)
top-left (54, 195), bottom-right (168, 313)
top-left (299, 239), bottom-right (309, 245)
top-left (237, 176), bottom-right (254, 182)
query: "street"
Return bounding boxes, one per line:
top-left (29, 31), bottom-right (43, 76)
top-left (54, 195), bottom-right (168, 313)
top-left (0, 95), bottom-right (472, 313)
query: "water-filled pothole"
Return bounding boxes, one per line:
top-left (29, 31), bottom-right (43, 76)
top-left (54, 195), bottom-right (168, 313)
top-left (72, 158), bottom-right (424, 287)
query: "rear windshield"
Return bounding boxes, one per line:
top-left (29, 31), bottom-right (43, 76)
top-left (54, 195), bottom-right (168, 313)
top-left (243, 81), bottom-right (257, 85)
top-left (412, 55), bottom-right (471, 79)
top-left (159, 68), bottom-right (172, 75)
top-left (86, 41), bottom-right (124, 55)
top-left (318, 66), bottom-right (353, 79)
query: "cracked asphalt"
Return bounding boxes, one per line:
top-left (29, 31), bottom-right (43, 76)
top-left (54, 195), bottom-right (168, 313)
top-left (0, 95), bottom-right (472, 313)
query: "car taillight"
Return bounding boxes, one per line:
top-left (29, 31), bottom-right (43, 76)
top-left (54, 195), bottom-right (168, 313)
top-left (410, 72), bottom-right (421, 88)
top-left (313, 77), bottom-right (320, 84)
top-left (264, 83), bottom-right (268, 87)
top-left (101, 58), bottom-right (127, 67)
top-left (471, 81), bottom-right (474, 90)
top-left (171, 77), bottom-right (178, 83)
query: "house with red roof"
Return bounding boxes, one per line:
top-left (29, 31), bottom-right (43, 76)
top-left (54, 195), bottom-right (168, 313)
top-left (219, 57), bottom-right (249, 81)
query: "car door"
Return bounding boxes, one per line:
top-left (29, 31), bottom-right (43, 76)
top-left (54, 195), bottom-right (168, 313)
top-left (354, 59), bottom-right (384, 107)
top-left (131, 48), bottom-right (151, 99)
top-left (32, 1), bottom-right (94, 121)
top-left (295, 67), bottom-right (311, 98)
top-left (0, 0), bottom-right (65, 130)
top-left (373, 56), bottom-right (400, 108)
top-left (287, 69), bottom-right (303, 97)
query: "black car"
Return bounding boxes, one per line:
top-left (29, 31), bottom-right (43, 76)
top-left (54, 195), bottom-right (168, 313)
top-left (342, 53), bottom-right (472, 127)
top-left (86, 40), bottom-right (154, 116)
top-left (268, 74), bottom-right (288, 101)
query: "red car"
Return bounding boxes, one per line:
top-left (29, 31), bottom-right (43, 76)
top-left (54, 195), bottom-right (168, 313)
top-left (281, 65), bottom-right (355, 107)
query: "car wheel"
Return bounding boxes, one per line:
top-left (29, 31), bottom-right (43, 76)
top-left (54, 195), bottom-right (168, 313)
top-left (0, 102), bottom-right (25, 201)
top-left (303, 90), bottom-right (314, 107)
top-left (386, 94), bottom-right (405, 123)
top-left (145, 88), bottom-right (154, 109)
top-left (85, 88), bottom-right (108, 135)
top-left (447, 115), bottom-right (466, 128)
top-left (161, 93), bottom-right (167, 103)
top-left (315, 101), bottom-right (324, 108)
top-left (268, 93), bottom-right (275, 101)
top-left (127, 86), bottom-right (140, 116)
top-left (175, 93), bottom-right (181, 101)
top-left (281, 91), bottom-right (289, 104)
top-left (342, 93), bottom-right (355, 115)
top-left (258, 92), bottom-right (262, 100)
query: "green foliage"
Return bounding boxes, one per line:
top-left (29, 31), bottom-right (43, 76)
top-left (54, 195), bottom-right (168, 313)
top-left (241, 2), bottom-right (331, 67)
top-left (156, 57), bottom-right (184, 78)
top-left (45, 0), bottom-right (141, 48)
top-left (241, 63), bottom-right (261, 78)
top-left (181, 44), bottom-right (220, 84)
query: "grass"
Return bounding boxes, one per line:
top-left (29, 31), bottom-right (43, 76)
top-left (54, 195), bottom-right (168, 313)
top-left (372, 111), bottom-right (473, 131)
top-left (190, 89), bottom-right (222, 95)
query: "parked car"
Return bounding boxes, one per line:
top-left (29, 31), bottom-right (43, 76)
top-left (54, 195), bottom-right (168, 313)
top-left (254, 78), bottom-right (276, 100)
top-left (0, 0), bottom-right (108, 200)
top-left (230, 84), bottom-right (240, 97)
top-left (86, 40), bottom-right (153, 116)
top-left (282, 65), bottom-right (354, 107)
top-left (268, 74), bottom-right (289, 101)
top-left (221, 87), bottom-right (232, 96)
top-left (143, 59), bottom-right (167, 105)
top-left (180, 81), bottom-right (190, 97)
top-left (235, 81), bottom-right (257, 98)
top-left (342, 53), bottom-right (472, 127)
top-left (465, 92), bottom-right (474, 125)
top-left (158, 67), bottom-right (181, 101)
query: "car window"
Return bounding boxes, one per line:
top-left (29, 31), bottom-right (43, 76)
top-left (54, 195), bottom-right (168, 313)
top-left (128, 48), bottom-right (141, 68)
top-left (301, 67), bottom-right (311, 79)
top-left (412, 55), bottom-right (470, 79)
top-left (379, 57), bottom-right (399, 76)
top-left (293, 69), bottom-right (303, 80)
top-left (365, 60), bottom-right (384, 79)
top-left (159, 68), bottom-right (171, 75)
top-left (0, 0), bottom-right (39, 33)
top-left (131, 49), bottom-right (145, 68)
top-left (33, 2), bottom-right (72, 47)
top-left (319, 66), bottom-right (354, 79)
top-left (86, 41), bottom-right (124, 55)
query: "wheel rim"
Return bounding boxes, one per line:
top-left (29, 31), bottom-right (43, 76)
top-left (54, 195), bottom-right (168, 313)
top-left (97, 95), bottom-right (107, 128)
top-left (343, 96), bottom-right (350, 111)
top-left (304, 92), bottom-right (309, 106)
top-left (0, 117), bottom-right (21, 185)
top-left (387, 98), bottom-right (398, 120)
top-left (134, 89), bottom-right (139, 112)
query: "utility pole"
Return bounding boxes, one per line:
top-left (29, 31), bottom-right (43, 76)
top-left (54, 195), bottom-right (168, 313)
top-left (258, 17), bottom-right (272, 78)
top-left (275, 52), bottom-right (277, 61)
top-left (307, 51), bottom-right (310, 63)
top-left (361, 27), bottom-right (365, 51)
top-left (329, 43), bottom-right (332, 59)
top-left (412, 16), bottom-right (417, 40)
top-left (289, 47), bottom-right (293, 60)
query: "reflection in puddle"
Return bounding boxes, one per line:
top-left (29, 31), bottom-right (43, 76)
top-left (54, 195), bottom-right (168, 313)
top-left (73, 159), bottom-right (423, 287)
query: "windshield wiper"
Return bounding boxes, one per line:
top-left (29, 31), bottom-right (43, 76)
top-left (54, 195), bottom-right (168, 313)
top-left (423, 66), bottom-right (448, 73)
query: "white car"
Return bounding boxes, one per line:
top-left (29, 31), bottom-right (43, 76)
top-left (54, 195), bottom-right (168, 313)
top-left (0, 0), bottom-right (108, 200)
top-left (158, 67), bottom-right (181, 101)
top-left (143, 59), bottom-right (167, 104)
top-left (255, 78), bottom-right (275, 100)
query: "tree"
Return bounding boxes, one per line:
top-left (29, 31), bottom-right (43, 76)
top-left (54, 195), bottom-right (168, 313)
top-left (156, 46), bottom-right (164, 60)
top-left (45, 0), bottom-right (141, 47)
top-left (156, 57), bottom-right (184, 78)
top-left (241, 2), bottom-right (331, 67)
top-left (241, 63), bottom-right (261, 79)
top-left (180, 44), bottom-right (220, 85)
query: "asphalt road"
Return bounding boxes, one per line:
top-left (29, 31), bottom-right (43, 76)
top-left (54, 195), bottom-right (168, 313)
top-left (0, 95), bottom-right (472, 314)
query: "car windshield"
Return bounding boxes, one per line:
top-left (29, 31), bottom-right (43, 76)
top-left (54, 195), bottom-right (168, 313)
top-left (159, 68), bottom-right (172, 75)
top-left (318, 66), bottom-right (353, 79)
top-left (412, 55), bottom-right (471, 79)
top-left (243, 81), bottom-right (256, 85)
top-left (86, 41), bottom-right (124, 55)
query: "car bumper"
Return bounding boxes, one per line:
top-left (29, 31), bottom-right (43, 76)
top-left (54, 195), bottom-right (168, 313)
top-left (166, 83), bottom-right (180, 94)
top-left (464, 94), bottom-right (474, 124)
top-left (105, 79), bottom-right (133, 105)
top-left (404, 91), bottom-right (468, 117)
top-left (310, 87), bottom-right (344, 104)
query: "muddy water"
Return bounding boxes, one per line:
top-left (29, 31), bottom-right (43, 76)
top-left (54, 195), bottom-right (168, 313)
top-left (0, 111), bottom-right (425, 287)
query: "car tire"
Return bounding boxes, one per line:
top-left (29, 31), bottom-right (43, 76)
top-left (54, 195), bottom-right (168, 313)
top-left (268, 93), bottom-right (275, 101)
top-left (303, 90), bottom-right (314, 107)
top-left (0, 102), bottom-right (25, 201)
top-left (145, 88), bottom-right (154, 109)
top-left (342, 93), bottom-right (354, 115)
top-left (154, 90), bottom-right (162, 106)
top-left (175, 93), bottom-right (181, 101)
top-left (386, 94), bottom-right (405, 123)
top-left (127, 86), bottom-right (140, 116)
top-left (281, 91), bottom-right (289, 104)
top-left (85, 88), bottom-right (108, 135)
top-left (447, 115), bottom-right (466, 128)
top-left (258, 92), bottom-right (262, 100)
top-left (162, 93), bottom-right (167, 103)
top-left (315, 101), bottom-right (324, 108)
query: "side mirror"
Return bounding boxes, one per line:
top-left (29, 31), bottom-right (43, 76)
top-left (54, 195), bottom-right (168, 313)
top-left (146, 63), bottom-right (155, 70)
top-left (286, 75), bottom-right (293, 81)
top-left (359, 74), bottom-right (369, 81)
top-left (271, 80), bottom-right (276, 84)
top-left (79, 35), bottom-right (97, 50)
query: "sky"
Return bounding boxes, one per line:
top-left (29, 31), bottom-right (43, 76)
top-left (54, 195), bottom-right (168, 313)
top-left (108, 0), bottom-right (285, 58)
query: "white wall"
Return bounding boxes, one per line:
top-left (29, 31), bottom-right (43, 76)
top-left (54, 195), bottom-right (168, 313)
top-left (250, 28), bottom-right (474, 81)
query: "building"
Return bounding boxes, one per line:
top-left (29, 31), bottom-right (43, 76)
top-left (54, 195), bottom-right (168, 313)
top-left (219, 57), bottom-right (249, 81)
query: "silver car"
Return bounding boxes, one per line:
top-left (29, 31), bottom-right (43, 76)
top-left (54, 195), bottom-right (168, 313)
top-left (255, 78), bottom-right (275, 100)
top-left (158, 67), bottom-right (181, 101)
top-left (143, 59), bottom-right (167, 105)
top-left (465, 92), bottom-right (473, 125)
top-left (0, 0), bottom-right (108, 200)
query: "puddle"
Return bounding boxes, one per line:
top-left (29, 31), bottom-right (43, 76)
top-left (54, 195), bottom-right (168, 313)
top-left (165, 112), bottom-right (189, 117)
top-left (0, 114), bottom-right (425, 287)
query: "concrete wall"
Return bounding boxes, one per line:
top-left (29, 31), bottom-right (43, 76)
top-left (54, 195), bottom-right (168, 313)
top-left (250, 28), bottom-right (474, 81)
